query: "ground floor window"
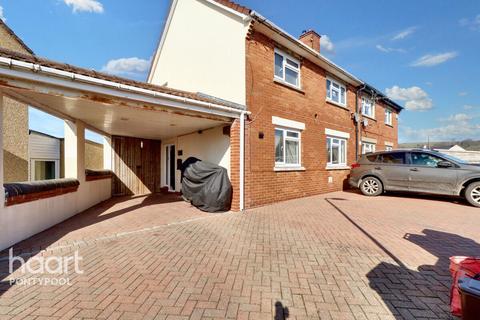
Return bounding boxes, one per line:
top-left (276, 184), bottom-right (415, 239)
top-left (327, 136), bottom-right (347, 167)
top-left (31, 159), bottom-right (60, 181)
top-left (275, 128), bottom-right (301, 166)
top-left (362, 142), bottom-right (376, 154)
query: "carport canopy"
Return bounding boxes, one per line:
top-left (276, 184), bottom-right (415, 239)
top-left (0, 48), bottom-right (246, 140)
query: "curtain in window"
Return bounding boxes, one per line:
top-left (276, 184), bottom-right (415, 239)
top-left (285, 140), bottom-right (298, 164)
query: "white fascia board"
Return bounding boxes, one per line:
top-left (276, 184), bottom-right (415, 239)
top-left (325, 128), bottom-right (350, 139)
top-left (272, 116), bottom-right (305, 130)
top-left (362, 137), bottom-right (378, 144)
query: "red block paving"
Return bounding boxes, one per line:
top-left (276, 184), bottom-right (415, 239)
top-left (1, 191), bottom-right (478, 319)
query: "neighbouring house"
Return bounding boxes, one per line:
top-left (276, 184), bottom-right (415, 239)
top-left (0, 20), bottom-right (34, 183)
top-left (29, 130), bottom-right (104, 181)
top-left (436, 145), bottom-right (480, 164)
top-left (148, 0), bottom-right (403, 208)
top-left (29, 130), bottom-right (62, 180)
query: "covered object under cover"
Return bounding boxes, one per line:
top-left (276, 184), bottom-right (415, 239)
top-left (181, 158), bottom-right (232, 212)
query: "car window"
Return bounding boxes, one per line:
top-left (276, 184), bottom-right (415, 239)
top-left (366, 154), bottom-right (378, 162)
top-left (410, 152), bottom-right (445, 167)
top-left (379, 152), bottom-right (405, 164)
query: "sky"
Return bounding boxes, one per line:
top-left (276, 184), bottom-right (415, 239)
top-left (1, 0), bottom-right (479, 143)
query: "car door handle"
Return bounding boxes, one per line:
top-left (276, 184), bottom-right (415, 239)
top-left (374, 167), bottom-right (382, 170)
top-left (410, 168), bottom-right (419, 172)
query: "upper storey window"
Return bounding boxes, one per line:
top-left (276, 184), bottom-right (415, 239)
top-left (326, 77), bottom-right (346, 107)
top-left (274, 48), bottom-right (301, 88)
top-left (385, 108), bottom-right (393, 126)
top-left (362, 96), bottom-right (375, 118)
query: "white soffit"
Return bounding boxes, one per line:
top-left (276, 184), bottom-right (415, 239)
top-left (272, 116), bottom-right (305, 130)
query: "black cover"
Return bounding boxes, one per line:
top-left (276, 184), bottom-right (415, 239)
top-left (181, 158), bottom-right (232, 212)
top-left (4, 178), bottom-right (80, 198)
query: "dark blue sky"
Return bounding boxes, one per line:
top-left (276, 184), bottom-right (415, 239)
top-left (2, 0), bottom-right (479, 142)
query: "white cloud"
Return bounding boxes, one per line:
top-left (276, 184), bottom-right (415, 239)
top-left (0, 6), bottom-right (6, 22)
top-left (459, 14), bottom-right (480, 31)
top-left (447, 113), bottom-right (472, 122)
top-left (63, 0), bottom-right (104, 13)
top-left (392, 27), bottom-right (417, 40)
top-left (464, 105), bottom-right (479, 110)
top-left (386, 85), bottom-right (433, 111)
top-left (101, 57), bottom-right (151, 76)
top-left (459, 91), bottom-right (468, 96)
top-left (375, 44), bottom-right (406, 53)
top-left (402, 112), bottom-right (480, 141)
top-left (320, 35), bottom-right (335, 54)
top-left (410, 52), bottom-right (458, 67)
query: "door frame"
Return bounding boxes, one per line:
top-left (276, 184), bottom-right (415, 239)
top-left (165, 144), bottom-right (176, 191)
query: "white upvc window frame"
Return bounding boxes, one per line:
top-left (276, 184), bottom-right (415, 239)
top-left (326, 136), bottom-right (348, 168)
top-left (275, 127), bottom-right (302, 168)
top-left (385, 108), bottom-right (393, 126)
top-left (30, 159), bottom-right (60, 181)
top-left (361, 96), bottom-right (375, 119)
top-left (362, 142), bottom-right (376, 154)
top-left (326, 77), bottom-right (347, 107)
top-left (274, 48), bottom-right (301, 89)
top-left (385, 146), bottom-right (393, 151)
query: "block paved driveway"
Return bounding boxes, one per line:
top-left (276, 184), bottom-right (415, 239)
top-left (0, 191), bottom-right (479, 319)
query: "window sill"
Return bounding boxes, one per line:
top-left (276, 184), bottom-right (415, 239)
top-left (326, 99), bottom-right (349, 110)
top-left (273, 78), bottom-right (304, 94)
top-left (326, 165), bottom-right (350, 171)
top-left (362, 115), bottom-right (376, 121)
top-left (274, 166), bottom-right (306, 172)
top-left (385, 123), bottom-right (394, 128)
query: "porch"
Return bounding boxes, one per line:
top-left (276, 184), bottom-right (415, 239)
top-left (0, 48), bottom-right (246, 251)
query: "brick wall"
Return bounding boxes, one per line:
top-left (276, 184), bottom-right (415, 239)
top-left (242, 31), bottom-right (399, 208)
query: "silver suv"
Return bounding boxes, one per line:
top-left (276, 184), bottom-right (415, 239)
top-left (349, 149), bottom-right (480, 207)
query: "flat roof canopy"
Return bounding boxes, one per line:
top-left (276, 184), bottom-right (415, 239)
top-left (2, 85), bottom-right (231, 140)
top-left (0, 53), bottom-right (245, 140)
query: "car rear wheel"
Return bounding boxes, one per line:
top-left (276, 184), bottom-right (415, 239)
top-left (465, 182), bottom-right (480, 208)
top-left (360, 177), bottom-right (383, 197)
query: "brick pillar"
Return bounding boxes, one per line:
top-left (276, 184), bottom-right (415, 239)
top-left (64, 120), bottom-right (86, 183)
top-left (230, 119), bottom-right (240, 211)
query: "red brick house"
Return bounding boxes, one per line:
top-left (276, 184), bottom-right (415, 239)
top-left (148, 0), bottom-right (403, 209)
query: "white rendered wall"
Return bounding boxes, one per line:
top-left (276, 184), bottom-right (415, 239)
top-left (149, 0), bottom-right (250, 105)
top-left (161, 125), bottom-right (231, 192)
top-left (0, 179), bottom-right (111, 251)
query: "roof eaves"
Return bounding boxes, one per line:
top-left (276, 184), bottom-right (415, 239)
top-left (0, 47), bottom-right (246, 111)
top-left (250, 11), bottom-right (363, 86)
top-left (211, 0), bottom-right (251, 15)
top-left (249, 10), bottom-right (404, 112)
top-left (363, 83), bottom-right (404, 111)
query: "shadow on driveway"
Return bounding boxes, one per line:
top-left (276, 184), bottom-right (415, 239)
top-left (326, 198), bottom-right (478, 319)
